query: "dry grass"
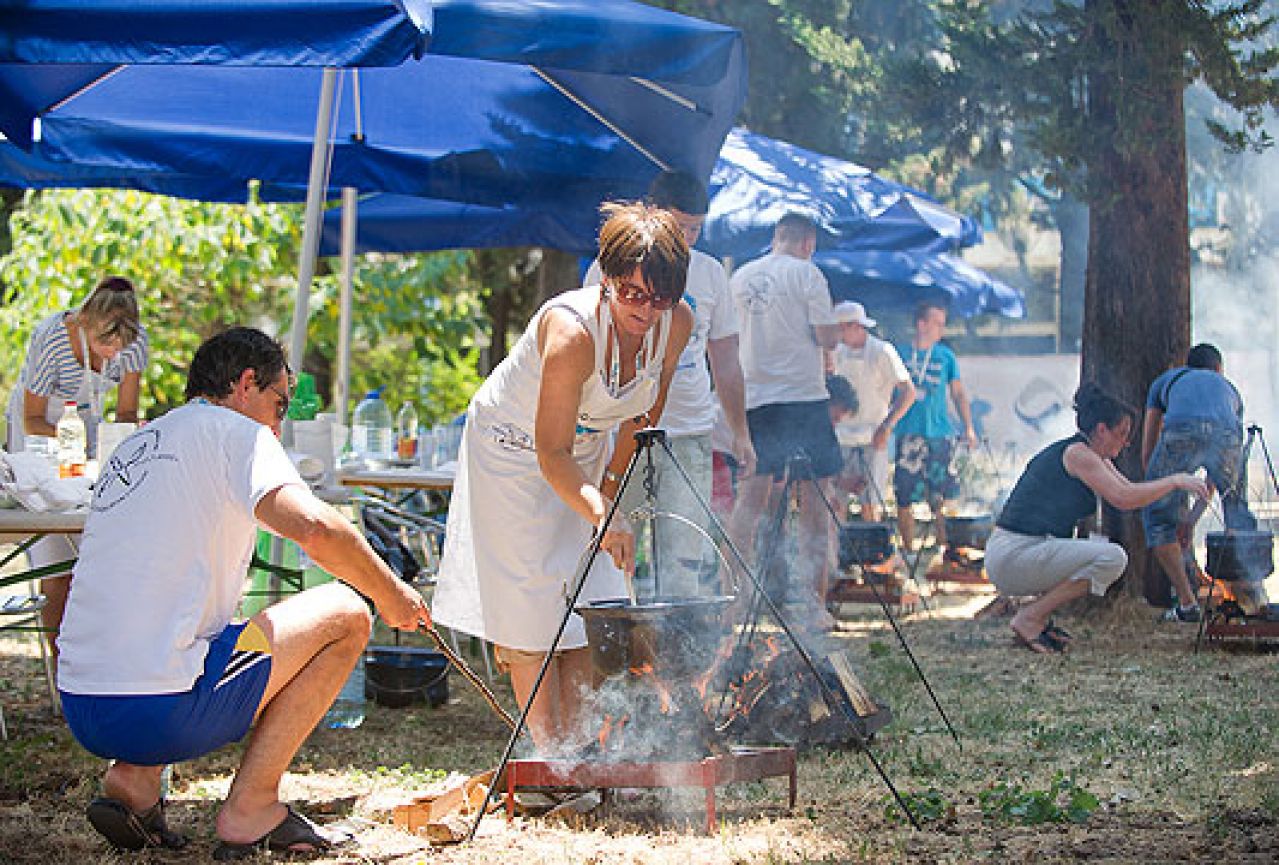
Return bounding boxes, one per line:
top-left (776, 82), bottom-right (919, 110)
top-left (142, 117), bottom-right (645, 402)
top-left (2, 593), bottom-right (1277, 864)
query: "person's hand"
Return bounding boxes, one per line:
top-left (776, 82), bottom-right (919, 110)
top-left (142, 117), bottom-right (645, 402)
top-left (599, 512), bottom-right (636, 575)
top-left (732, 432), bottom-right (756, 478)
top-left (962, 426), bottom-right (978, 449)
top-left (1176, 473), bottom-right (1210, 501)
top-left (377, 579), bottom-right (431, 632)
top-left (871, 423), bottom-right (892, 451)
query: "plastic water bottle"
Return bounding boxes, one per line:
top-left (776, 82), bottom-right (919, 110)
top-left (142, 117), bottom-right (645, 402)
top-left (324, 659), bottom-right (366, 729)
top-left (395, 401), bottom-right (419, 461)
top-left (56, 401), bottom-right (87, 478)
top-left (351, 389), bottom-right (394, 463)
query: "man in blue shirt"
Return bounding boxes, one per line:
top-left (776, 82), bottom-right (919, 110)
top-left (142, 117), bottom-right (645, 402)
top-left (1141, 342), bottom-right (1251, 622)
top-left (893, 301), bottom-right (977, 554)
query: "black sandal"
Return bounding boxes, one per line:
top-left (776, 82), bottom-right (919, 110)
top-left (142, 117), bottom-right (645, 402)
top-left (1044, 619), bottom-right (1073, 644)
top-left (213, 805), bottom-right (353, 861)
top-left (85, 797), bottom-right (189, 851)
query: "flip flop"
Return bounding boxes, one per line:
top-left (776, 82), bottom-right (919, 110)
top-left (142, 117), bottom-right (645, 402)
top-left (1013, 628), bottom-right (1064, 655)
top-left (1044, 620), bottom-right (1073, 644)
top-left (85, 797), bottom-right (189, 851)
top-left (213, 805), bottom-right (353, 861)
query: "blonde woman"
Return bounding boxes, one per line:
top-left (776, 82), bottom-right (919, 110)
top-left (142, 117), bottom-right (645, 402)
top-left (5, 275), bottom-right (148, 662)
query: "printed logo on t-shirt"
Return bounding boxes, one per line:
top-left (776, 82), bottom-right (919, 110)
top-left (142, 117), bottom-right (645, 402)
top-left (92, 428), bottom-right (179, 512)
top-left (741, 273), bottom-right (776, 313)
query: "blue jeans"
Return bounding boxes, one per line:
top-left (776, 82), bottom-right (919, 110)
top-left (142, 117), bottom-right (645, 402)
top-left (1143, 420), bottom-right (1251, 547)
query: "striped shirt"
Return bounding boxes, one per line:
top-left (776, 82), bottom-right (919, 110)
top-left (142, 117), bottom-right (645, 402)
top-left (18, 311), bottom-right (148, 402)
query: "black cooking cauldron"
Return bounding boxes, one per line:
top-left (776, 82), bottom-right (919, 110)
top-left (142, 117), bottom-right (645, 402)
top-left (838, 522), bottom-right (895, 568)
top-left (577, 596), bottom-right (732, 681)
top-left (1206, 530), bottom-right (1274, 583)
top-left (946, 514), bottom-right (994, 550)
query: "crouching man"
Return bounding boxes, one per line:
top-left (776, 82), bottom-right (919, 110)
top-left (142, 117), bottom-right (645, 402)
top-left (56, 327), bottom-right (429, 858)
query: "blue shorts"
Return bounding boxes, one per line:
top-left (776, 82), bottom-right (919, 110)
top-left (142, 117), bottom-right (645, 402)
top-left (61, 620), bottom-right (272, 766)
top-left (1142, 421), bottom-right (1247, 547)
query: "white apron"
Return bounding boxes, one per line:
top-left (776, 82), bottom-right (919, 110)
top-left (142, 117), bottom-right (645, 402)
top-left (432, 287), bottom-right (670, 651)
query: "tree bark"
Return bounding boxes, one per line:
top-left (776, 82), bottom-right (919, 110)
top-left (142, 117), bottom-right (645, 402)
top-left (1082, 0), bottom-right (1191, 604)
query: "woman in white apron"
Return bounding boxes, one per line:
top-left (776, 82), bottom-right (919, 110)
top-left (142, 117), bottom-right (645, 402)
top-left (4, 276), bottom-right (148, 664)
top-left (433, 203), bottom-right (693, 749)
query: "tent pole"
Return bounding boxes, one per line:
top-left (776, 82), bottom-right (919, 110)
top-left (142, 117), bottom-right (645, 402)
top-left (336, 186), bottom-right (357, 427)
top-left (289, 67), bottom-right (338, 368)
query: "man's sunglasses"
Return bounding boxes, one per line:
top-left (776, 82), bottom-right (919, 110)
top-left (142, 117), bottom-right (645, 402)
top-left (610, 279), bottom-right (680, 312)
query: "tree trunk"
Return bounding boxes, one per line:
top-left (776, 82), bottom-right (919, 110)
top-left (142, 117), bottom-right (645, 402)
top-left (1052, 195), bottom-right (1088, 354)
top-left (1082, 0), bottom-right (1191, 605)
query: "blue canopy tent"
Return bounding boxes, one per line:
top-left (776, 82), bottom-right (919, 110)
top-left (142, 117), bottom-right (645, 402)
top-left (817, 249), bottom-right (1025, 320)
top-left (0, 0), bottom-right (433, 146)
top-left (3, 0), bottom-right (747, 413)
top-left (700, 127), bottom-right (983, 263)
top-left (0, 139), bottom-right (270, 201)
top-left (315, 127), bottom-right (1019, 319)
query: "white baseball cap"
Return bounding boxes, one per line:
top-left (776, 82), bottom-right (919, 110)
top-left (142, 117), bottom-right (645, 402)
top-left (833, 301), bottom-right (876, 328)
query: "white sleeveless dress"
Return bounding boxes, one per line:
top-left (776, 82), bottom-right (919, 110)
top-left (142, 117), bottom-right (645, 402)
top-left (432, 287), bottom-right (671, 651)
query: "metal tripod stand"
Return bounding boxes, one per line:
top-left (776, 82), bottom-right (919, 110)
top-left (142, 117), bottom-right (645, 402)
top-left (1193, 423), bottom-right (1272, 653)
top-left (466, 428), bottom-right (923, 838)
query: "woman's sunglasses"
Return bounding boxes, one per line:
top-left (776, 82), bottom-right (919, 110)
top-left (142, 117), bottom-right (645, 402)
top-left (610, 278), bottom-right (680, 312)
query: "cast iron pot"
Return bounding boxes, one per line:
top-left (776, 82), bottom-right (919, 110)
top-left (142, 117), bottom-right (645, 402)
top-left (838, 522), bottom-right (895, 568)
top-left (946, 514), bottom-right (994, 550)
top-left (577, 595), bottom-right (732, 681)
top-left (364, 646), bottom-right (449, 708)
top-left (1206, 530), bottom-right (1274, 583)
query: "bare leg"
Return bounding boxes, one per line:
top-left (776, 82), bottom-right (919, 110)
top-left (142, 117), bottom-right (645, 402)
top-left (215, 582), bottom-right (372, 845)
top-left (930, 496), bottom-right (948, 549)
top-left (556, 648), bottom-right (594, 741)
top-left (796, 480), bottom-right (833, 605)
top-left (101, 762), bottom-right (166, 813)
top-left (1153, 542), bottom-right (1198, 608)
top-left (897, 506), bottom-right (916, 551)
top-left (1010, 578), bottom-right (1089, 649)
top-left (507, 656), bottom-right (564, 752)
top-left (860, 501), bottom-right (880, 523)
top-left (39, 573), bottom-right (71, 667)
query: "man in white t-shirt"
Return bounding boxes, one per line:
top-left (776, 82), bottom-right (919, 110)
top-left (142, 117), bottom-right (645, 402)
top-left (728, 213), bottom-right (841, 628)
top-left (56, 328), bottom-right (429, 857)
top-left (587, 171), bottom-right (753, 598)
top-left (826, 301), bottom-right (915, 522)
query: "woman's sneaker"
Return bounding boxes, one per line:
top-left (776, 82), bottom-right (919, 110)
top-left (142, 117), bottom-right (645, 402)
top-left (1161, 604), bottom-right (1202, 623)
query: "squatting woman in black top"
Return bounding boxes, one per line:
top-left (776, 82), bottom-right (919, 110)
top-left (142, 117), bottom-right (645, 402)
top-left (986, 384), bottom-right (1207, 654)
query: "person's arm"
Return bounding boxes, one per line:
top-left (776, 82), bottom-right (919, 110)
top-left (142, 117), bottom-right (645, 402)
top-left (22, 390), bottom-right (56, 437)
top-left (1141, 406), bottom-right (1163, 471)
top-left (1063, 441), bottom-right (1208, 511)
top-left (114, 370), bottom-right (142, 424)
top-left (706, 333), bottom-right (755, 476)
top-left (255, 484), bottom-right (430, 630)
top-left (813, 323), bottom-right (841, 351)
top-left (948, 377), bottom-right (977, 447)
top-left (534, 307), bottom-right (608, 527)
top-left (873, 379), bottom-right (916, 450)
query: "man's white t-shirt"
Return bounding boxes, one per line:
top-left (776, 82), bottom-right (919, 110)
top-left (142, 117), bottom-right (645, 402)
top-left (586, 248), bottom-right (737, 437)
top-left (830, 335), bottom-right (910, 446)
top-left (57, 402), bottom-right (305, 695)
top-left (729, 252), bottom-right (835, 410)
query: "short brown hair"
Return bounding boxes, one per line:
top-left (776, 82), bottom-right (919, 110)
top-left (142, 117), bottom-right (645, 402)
top-left (596, 201), bottom-right (689, 305)
top-left (80, 275), bottom-right (141, 345)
